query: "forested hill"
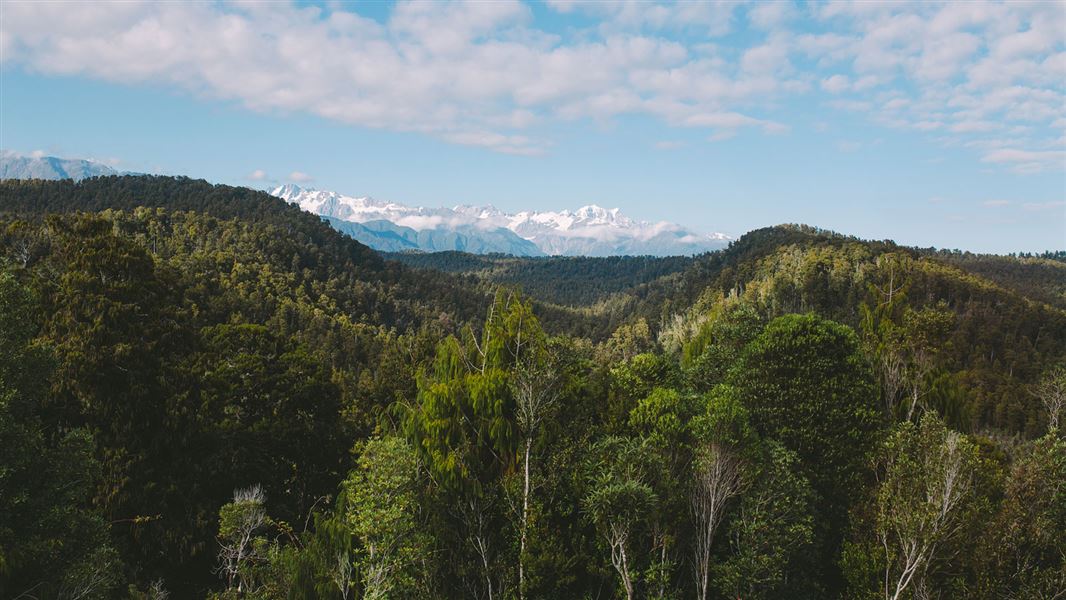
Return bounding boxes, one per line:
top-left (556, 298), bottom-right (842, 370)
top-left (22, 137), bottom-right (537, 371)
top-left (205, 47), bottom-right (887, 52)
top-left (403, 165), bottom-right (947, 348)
top-left (0, 175), bottom-right (479, 328)
top-left (386, 250), bottom-right (698, 306)
top-left (934, 250), bottom-right (1066, 310)
top-left (1, 175), bottom-right (1063, 599)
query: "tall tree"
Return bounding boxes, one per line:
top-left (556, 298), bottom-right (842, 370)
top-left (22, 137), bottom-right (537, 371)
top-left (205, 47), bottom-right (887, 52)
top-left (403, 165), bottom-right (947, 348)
top-left (978, 435), bottom-right (1066, 598)
top-left (339, 436), bottom-right (431, 600)
top-left (729, 313), bottom-right (881, 594)
top-left (508, 311), bottom-right (559, 600)
top-left (0, 272), bottom-right (122, 599)
top-left (872, 414), bottom-right (988, 600)
top-left (403, 291), bottom-right (541, 600)
top-left (628, 387), bottom-right (701, 599)
top-left (688, 387), bottom-right (756, 600)
top-left (1033, 364), bottom-right (1066, 436)
top-left (713, 441), bottom-right (815, 600)
top-left (583, 436), bottom-right (660, 600)
top-left (215, 485), bottom-right (271, 596)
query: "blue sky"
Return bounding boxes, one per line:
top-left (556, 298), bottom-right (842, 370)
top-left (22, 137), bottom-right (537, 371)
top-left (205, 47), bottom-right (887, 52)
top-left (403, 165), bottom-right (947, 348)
top-left (2, 0), bottom-right (1064, 252)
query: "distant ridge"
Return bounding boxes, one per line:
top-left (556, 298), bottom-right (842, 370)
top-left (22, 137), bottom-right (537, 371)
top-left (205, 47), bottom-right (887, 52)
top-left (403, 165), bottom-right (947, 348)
top-left (273, 183), bottom-right (730, 257)
top-left (0, 152), bottom-right (730, 257)
top-left (0, 151), bottom-right (119, 181)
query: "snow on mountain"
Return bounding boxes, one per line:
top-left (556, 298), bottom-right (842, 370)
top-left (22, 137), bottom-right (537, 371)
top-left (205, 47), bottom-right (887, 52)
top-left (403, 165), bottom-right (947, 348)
top-left (0, 151), bottom-right (119, 181)
top-left (272, 184), bottom-right (730, 257)
top-left (273, 184), bottom-right (544, 256)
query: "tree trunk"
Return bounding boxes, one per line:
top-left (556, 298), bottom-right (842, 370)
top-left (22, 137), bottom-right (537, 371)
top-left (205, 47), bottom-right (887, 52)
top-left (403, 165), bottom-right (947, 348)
top-left (519, 436), bottom-right (532, 600)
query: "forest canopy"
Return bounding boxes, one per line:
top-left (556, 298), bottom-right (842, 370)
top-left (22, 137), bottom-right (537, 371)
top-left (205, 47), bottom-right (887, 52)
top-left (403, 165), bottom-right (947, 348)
top-left (0, 176), bottom-right (1063, 599)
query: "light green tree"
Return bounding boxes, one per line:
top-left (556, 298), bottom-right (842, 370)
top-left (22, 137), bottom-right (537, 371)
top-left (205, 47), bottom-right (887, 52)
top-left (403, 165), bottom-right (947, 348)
top-left (583, 436), bottom-right (660, 600)
top-left (874, 414), bottom-right (987, 600)
top-left (340, 436), bottom-right (429, 600)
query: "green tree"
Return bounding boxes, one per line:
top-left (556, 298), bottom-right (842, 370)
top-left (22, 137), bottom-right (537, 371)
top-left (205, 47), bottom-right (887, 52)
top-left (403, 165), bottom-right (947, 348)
top-left (403, 291), bottom-right (543, 600)
top-left (339, 436), bottom-right (431, 599)
top-left (583, 436), bottom-right (661, 600)
top-left (978, 435), bottom-right (1066, 598)
top-left (682, 298), bottom-right (764, 393)
top-left (688, 387), bottom-right (753, 600)
top-left (713, 441), bottom-right (815, 600)
top-left (0, 272), bottom-right (122, 599)
top-left (629, 387), bottom-right (701, 599)
top-left (729, 313), bottom-right (881, 594)
top-left (1033, 364), bottom-right (1066, 436)
top-left (850, 414), bottom-right (991, 600)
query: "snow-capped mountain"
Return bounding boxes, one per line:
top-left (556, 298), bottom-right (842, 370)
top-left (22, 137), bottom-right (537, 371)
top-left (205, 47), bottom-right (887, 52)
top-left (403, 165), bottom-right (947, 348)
top-left (272, 184), bottom-right (729, 257)
top-left (0, 151), bottom-right (119, 180)
top-left (272, 184), bottom-right (544, 256)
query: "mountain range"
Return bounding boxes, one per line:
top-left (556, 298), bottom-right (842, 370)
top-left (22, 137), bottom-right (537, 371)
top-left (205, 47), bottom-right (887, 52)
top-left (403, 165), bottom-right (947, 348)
top-left (0, 152), bottom-right (119, 180)
top-left (0, 152), bottom-right (729, 257)
top-left (271, 184), bottom-right (730, 257)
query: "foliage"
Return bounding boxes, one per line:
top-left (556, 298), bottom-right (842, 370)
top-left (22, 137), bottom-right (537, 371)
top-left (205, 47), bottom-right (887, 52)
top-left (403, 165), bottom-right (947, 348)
top-left (844, 413), bottom-right (996, 600)
top-left (0, 177), bottom-right (1061, 599)
top-left (712, 441), bottom-right (815, 600)
top-left (728, 313), bottom-right (882, 595)
top-left (0, 272), bottom-right (122, 599)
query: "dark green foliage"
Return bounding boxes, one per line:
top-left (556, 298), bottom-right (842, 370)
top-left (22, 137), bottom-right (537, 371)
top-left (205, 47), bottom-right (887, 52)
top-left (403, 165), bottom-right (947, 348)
top-left (712, 441), bottom-right (815, 600)
top-left (0, 273), bottom-right (121, 599)
top-left (387, 251), bottom-right (696, 307)
top-left (729, 313), bottom-right (881, 595)
top-left (0, 176), bottom-right (1061, 599)
top-left (976, 435), bottom-right (1066, 597)
top-left (0, 177), bottom-right (492, 329)
top-left (936, 251), bottom-right (1066, 310)
top-left (843, 413), bottom-right (1001, 600)
top-left (682, 297), bottom-right (765, 392)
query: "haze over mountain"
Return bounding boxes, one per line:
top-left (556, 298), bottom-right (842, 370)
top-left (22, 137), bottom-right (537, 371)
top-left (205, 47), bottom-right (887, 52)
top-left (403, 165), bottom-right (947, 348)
top-left (272, 183), bottom-right (730, 257)
top-left (0, 151), bottom-right (118, 181)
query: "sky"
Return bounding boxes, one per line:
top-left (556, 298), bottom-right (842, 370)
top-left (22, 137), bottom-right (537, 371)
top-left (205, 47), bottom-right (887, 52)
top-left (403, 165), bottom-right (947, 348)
top-left (1, 0), bottom-right (1064, 253)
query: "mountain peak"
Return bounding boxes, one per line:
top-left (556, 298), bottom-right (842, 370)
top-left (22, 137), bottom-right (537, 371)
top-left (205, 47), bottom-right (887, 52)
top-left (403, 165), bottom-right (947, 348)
top-left (271, 183), bottom-right (306, 198)
top-left (272, 186), bottom-right (730, 256)
top-left (1, 151), bottom-right (118, 181)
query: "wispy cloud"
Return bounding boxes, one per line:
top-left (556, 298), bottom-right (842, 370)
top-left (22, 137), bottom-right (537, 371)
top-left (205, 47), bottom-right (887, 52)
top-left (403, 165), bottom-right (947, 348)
top-left (981, 149), bottom-right (1066, 174)
top-left (1, 1), bottom-right (1062, 167)
top-left (288, 171), bottom-right (314, 183)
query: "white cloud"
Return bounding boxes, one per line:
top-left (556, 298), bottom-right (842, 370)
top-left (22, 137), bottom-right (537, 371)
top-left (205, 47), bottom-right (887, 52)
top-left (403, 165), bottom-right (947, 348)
top-left (981, 148), bottom-right (1066, 174)
top-left (748, 2), bottom-right (795, 30)
top-left (0, 1), bottom-right (798, 155)
top-left (982, 199), bottom-right (1010, 207)
top-left (821, 74), bottom-right (850, 93)
top-left (246, 169), bottom-right (269, 181)
top-left (683, 111), bottom-right (785, 133)
top-left (0, 0), bottom-right (1061, 169)
top-left (546, 1), bottom-right (742, 37)
top-left (30, 149), bottom-right (46, 159)
top-left (440, 131), bottom-right (545, 155)
top-left (288, 171), bottom-right (314, 183)
top-left (804, 2), bottom-right (1065, 171)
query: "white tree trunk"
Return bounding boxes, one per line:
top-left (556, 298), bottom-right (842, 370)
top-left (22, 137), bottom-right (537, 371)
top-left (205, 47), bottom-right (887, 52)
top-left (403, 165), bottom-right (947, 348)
top-left (692, 444), bottom-right (742, 600)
